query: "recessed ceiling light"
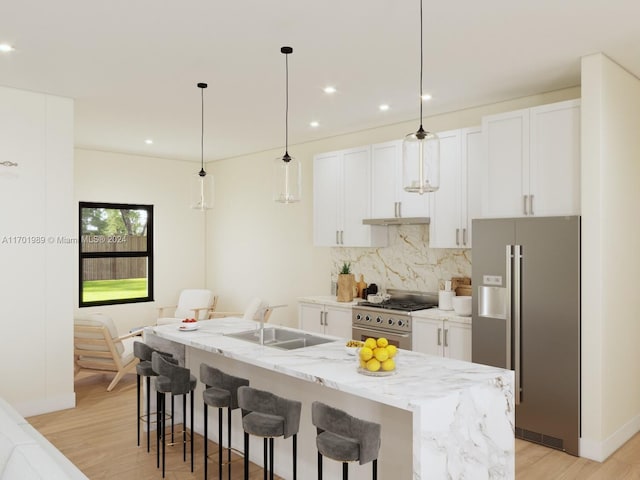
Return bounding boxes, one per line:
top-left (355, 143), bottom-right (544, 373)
top-left (421, 94), bottom-right (432, 101)
top-left (310, 121), bottom-right (320, 128)
top-left (145, 139), bottom-right (153, 145)
top-left (379, 104), bottom-right (390, 111)
top-left (0, 43), bottom-right (15, 53)
top-left (323, 86), bottom-right (336, 94)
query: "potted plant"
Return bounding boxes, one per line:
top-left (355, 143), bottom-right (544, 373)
top-left (337, 262), bottom-right (355, 302)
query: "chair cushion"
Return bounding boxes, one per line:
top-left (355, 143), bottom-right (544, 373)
top-left (242, 411), bottom-right (284, 438)
top-left (154, 373), bottom-right (197, 394)
top-left (243, 297), bottom-right (269, 321)
top-left (136, 360), bottom-right (156, 377)
top-left (174, 289), bottom-right (214, 319)
top-left (74, 313), bottom-right (124, 357)
top-left (203, 387), bottom-right (231, 408)
top-left (316, 431), bottom-right (360, 463)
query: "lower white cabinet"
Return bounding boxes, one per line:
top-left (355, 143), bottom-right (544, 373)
top-left (299, 302), bottom-right (352, 339)
top-left (413, 317), bottom-right (471, 362)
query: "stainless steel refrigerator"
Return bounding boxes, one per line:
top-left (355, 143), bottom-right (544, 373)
top-left (471, 216), bottom-right (580, 455)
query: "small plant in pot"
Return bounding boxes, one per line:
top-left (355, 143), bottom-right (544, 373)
top-left (337, 262), bottom-right (355, 302)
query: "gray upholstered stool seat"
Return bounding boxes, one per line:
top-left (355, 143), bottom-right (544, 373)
top-left (152, 352), bottom-right (196, 478)
top-left (312, 401), bottom-right (381, 480)
top-left (200, 364), bottom-right (249, 480)
top-left (133, 341), bottom-right (174, 452)
top-left (238, 386), bottom-right (301, 480)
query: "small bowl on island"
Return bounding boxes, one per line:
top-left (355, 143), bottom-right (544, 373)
top-left (178, 318), bottom-right (199, 331)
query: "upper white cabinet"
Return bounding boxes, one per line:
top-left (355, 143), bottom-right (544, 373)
top-left (314, 146), bottom-right (387, 247)
top-left (371, 140), bottom-right (430, 219)
top-left (429, 127), bottom-right (481, 248)
top-left (481, 99), bottom-right (580, 217)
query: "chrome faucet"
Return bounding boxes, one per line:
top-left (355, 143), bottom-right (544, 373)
top-left (258, 304), bottom-right (286, 345)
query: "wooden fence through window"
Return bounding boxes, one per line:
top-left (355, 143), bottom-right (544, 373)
top-left (81, 235), bottom-right (147, 281)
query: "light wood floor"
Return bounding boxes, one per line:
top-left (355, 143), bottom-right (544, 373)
top-left (27, 371), bottom-right (640, 479)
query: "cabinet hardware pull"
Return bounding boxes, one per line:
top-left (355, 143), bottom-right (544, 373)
top-left (324, 312), bottom-right (328, 326)
top-left (335, 231), bottom-right (339, 245)
top-left (463, 228), bottom-right (467, 246)
top-left (523, 195), bottom-right (528, 215)
top-left (397, 202), bottom-right (402, 218)
top-left (340, 230), bottom-right (344, 245)
top-left (394, 202), bottom-right (398, 218)
top-left (437, 328), bottom-right (442, 346)
top-left (456, 228), bottom-right (460, 246)
top-left (1, 161), bottom-right (18, 167)
top-left (444, 329), bottom-right (449, 347)
top-left (529, 194), bottom-right (534, 216)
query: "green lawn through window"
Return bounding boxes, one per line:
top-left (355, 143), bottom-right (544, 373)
top-left (82, 278), bottom-right (148, 303)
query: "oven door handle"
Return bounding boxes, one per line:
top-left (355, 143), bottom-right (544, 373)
top-left (352, 325), bottom-right (411, 338)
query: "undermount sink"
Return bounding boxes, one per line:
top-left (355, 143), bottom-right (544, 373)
top-left (226, 327), bottom-right (335, 350)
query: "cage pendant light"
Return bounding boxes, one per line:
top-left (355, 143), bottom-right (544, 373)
top-left (190, 82), bottom-right (214, 210)
top-left (273, 46), bottom-right (301, 203)
top-left (402, 0), bottom-right (440, 194)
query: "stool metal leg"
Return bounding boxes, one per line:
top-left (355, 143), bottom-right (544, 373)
top-left (227, 406), bottom-right (232, 480)
top-left (293, 434), bottom-right (297, 480)
top-left (218, 408), bottom-right (223, 480)
top-left (136, 374), bottom-right (141, 446)
top-left (317, 452), bottom-right (323, 480)
top-left (343, 462), bottom-right (348, 480)
top-left (162, 393), bottom-right (166, 478)
top-left (190, 392), bottom-right (194, 472)
top-left (269, 437), bottom-right (274, 480)
top-left (156, 391), bottom-right (161, 469)
top-left (263, 438), bottom-right (268, 480)
top-left (146, 376), bottom-right (151, 452)
top-left (244, 432), bottom-right (249, 480)
top-left (373, 459), bottom-right (378, 480)
top-left (171, 395), bottom-right (175, 444)
top-left (183, 394), bottom-right (187, 461)
top-left (204, 403), bottom-right (208, 480)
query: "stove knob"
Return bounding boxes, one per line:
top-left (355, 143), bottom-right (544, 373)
top-left (397, 319), bottom-right (404, 327)
top-left (365, 315), bottom-right (371, 322)
top-left (376, 316), bottom-right (382, 324)
top-left (388, 318), bottom-right (395, 326)
top-left (356, 313), bottom-right (362, 321)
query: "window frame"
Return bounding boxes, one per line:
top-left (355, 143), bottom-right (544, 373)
top-left (78, 201), bottom-right (154, 307)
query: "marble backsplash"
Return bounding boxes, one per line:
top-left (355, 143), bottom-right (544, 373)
top-left (330, 224), bottom-right (471, 294)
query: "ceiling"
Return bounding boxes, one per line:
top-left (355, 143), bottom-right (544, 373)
top-left (1, 0), bottom-right (639, 163)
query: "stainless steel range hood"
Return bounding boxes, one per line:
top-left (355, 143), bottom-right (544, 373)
top-left (362, 217), bottom-right (430, 226)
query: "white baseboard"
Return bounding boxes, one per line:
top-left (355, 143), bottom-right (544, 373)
top-left (16, 392), bottom-right (76, 418)
top-left (580, 413), bottom-right (640, 461)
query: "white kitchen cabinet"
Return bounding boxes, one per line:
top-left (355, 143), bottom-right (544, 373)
top-left (313, 146), bottom-right (387, 247)
top-left (428, 127), bottom-right (481, 248)
top-left (481, 99), bottom-right (580, 218)
top-left (370, 140), bottom-right (430, 219)
top-left (413, 317), bottom-right (471, 361)
top-left (299, 302), bottom-right (352, 339)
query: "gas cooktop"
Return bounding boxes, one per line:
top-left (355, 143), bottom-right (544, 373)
top-left (355, 289), bottom-right (438, 312)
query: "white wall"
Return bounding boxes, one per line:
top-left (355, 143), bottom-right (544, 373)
top-left (0, 86), bottom-right (75, 416)
top-left (206, 87), bottom-right (580, 326)
top-left (580, 53), bottom-right (640, 461)
top-left (74, 149), bottom-right (206, 333)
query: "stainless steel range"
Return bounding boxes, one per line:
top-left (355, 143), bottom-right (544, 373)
top-left (352, 289), bottom-right (438, 350)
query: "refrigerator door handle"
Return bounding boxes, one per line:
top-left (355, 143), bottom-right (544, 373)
top-left (505, 245), bottom-right (513, 370)
top-left (514, 244), bottom-right (523, 405)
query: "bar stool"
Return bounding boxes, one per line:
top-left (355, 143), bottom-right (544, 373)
top-left (311, 401), bottom-right (381, 480)
top-left (200, 364), bottom-right (250, 480)
top-left (133, 341), bottom-right (173, 452)
top-left (151, 351), bottom-right (197, 478)
top-left (237, 386), bottom-right (301, 480)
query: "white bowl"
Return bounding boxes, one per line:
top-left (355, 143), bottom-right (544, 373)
top-left (452, 296), bottom-right (472, 316)
top-left (367, 294), bottom-right (384, 304)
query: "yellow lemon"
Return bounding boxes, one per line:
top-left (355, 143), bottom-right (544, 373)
top-left (366, 358), bottom-right (381, 372)
top-left (374, 347), bottom-right (389, 362)
top-left (376, 337), bottom-right (389, 348)
top-left (359, 347), bottom-right (373, 361)
top-left (359, 358), bottom-right (368, 369)
top-left (364, 337), bottom-right (377, 350)
top-left (385, 345), bottom-right (398, 358)
top-left (381, 358), bottom-right (396, 371)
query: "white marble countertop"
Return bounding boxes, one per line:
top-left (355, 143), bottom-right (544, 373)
top-left (298, 295), bottom-right (359, 307)
top-left (151, 318), bottom-right (513, 479)
top-left (412, 307), bottom-right (473, 325)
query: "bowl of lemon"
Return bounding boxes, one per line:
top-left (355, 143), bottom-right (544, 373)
top-left (357, 337), bottom-right (398, 376)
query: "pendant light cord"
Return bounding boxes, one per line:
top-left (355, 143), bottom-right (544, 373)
top-left (419, 0), bottom-right (423, 130)
top-left (197, 82), bottom-right (207, 176)
top-left (285, 51), bottom-right (289, 156)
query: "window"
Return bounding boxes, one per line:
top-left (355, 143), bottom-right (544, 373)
top-left (79, 202), bottom-right (154, 307)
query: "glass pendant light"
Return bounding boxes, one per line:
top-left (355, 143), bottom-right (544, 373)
top-left (191, 82), bottom-right (214, 210)
top-left (402, 0), bottom-right (440, 194)
top-left (273, 46), bottom-right (301, 204)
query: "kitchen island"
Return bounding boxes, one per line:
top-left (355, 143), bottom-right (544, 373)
top-left (150, 318), bottom-right (514, 479)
